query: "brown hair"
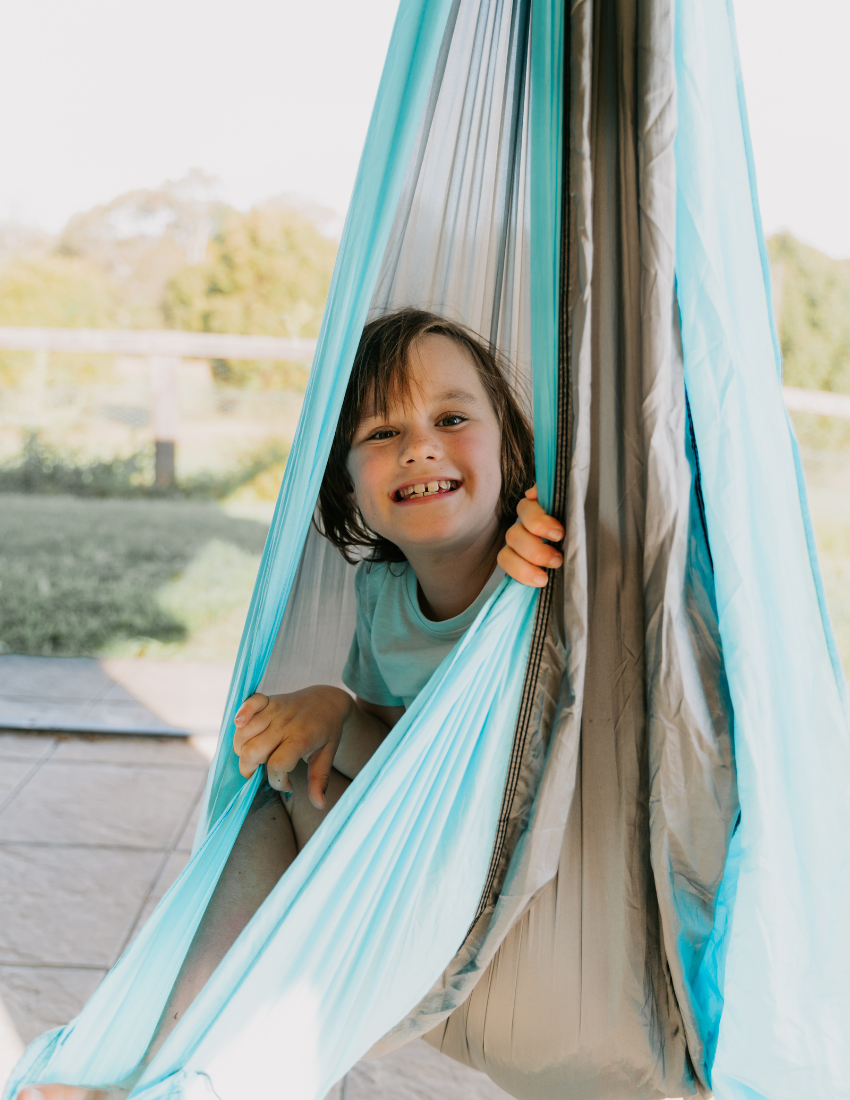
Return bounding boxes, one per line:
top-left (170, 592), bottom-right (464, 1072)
top-left (316, 308), bottom-right (534, 563)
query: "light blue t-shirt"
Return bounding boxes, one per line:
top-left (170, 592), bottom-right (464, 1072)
top-left (342, 560), bottom-right (504, 708)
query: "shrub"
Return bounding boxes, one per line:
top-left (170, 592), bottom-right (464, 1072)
top-left (0, 434), bottom-right (288, 500)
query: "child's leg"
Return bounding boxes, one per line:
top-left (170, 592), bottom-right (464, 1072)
top-left (144, 763), bottom-right (350, 1060)
top-left (286, 758), bottom-right (351, 849)
top-left (18, 765), bottom-right (353, 1100)
top-left (147, 783), bottom-right (296, 1056)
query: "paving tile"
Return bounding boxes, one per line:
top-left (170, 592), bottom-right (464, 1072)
top-left (0, 656), bottom-right (111, 703)
top-left (0, 697), bottom-right (184, 737)
top-left (0, 762), bottom-right (206, 848)
top-left (0, 656), bottom-right (231, 737)
top-left (0, 845), bottom-right (162, 967)
top-left (188, 735), bottom-right (218, 762)
top-left (175, 793), bottom-right (204, 852)
top-left (53, 735), bottom-right (210, 769)
top-left (0, 734), bottom-right (56, 762)
top-left (341, 1041), bottom-right (514, 1099)
top-left (131, 850), bottom-right (192, 933)
top-left (0, 965), bottom-right (107, 1045)
top-left (0, 656), bottom-right (189, 736)
top-left (79, 699), bottom-right (187, 736)
top-left (0, 761), bottom-right (34, 804)
top-left (101, 659), bottom-right (234, 735)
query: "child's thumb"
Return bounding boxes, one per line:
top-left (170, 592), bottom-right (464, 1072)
top-left (306, 743), bottom-right (335, 811)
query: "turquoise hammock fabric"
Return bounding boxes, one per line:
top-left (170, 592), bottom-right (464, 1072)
top-left (675, 1), bottom-right (850, 1093)
top-left (6, 1), bottom-right (850, 1098)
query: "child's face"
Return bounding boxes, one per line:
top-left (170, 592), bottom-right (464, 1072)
top-left (347, 334), bottom-right (504, 559)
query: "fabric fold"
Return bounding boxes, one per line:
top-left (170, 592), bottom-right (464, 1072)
top-left (6, 2), bottom-right (850, 1099)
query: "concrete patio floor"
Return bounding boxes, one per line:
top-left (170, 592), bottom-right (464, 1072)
top-left (0, 655), bottom-right (234, 737)
top-left (0, 727), bottom-right (512, 1099)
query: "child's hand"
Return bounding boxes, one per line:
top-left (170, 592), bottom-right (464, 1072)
top-left (497, 485), bottom-right (564, 588)
top-left (233, 685), bottom-right (353, 809)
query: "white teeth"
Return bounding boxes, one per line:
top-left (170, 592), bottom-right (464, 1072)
top-left (397, 479), bottom-right (459, 500)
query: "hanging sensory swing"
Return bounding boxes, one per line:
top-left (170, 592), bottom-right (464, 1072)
top-left (6, 1), bottom-right (850, 1099)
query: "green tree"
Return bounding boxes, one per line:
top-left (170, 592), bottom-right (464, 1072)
top-left (164, 198), bottom-right (337, 388)
top-left (769, 232), bottom-right (850, 394)
top-left (58, 170), bottom-right (222, 328)
top-left (0, 255), bottom-right (119, 385)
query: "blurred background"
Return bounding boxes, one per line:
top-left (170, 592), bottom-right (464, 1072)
top-left (0, 0), bottom-right (850, 1088)
top-left (0, 0), bottom-right (848, 672)
top-left (0, 0), bottom-right (397, 667)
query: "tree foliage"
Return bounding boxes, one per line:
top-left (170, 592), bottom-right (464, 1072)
top-left (769, 232), bottom-right (850, 394)
top-left (163, 198), bottom-right (336, 387)
top-left (58, 170), bottom-right (221, 328)
top-left (0, 255), bottom-right (119, 385)
top-left (0, 180), bottom-right (337, 392)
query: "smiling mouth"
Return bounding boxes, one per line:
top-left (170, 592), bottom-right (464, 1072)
top-left (394, 479), bottom-right (460, 502)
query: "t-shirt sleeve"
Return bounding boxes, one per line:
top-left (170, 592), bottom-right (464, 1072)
top-left (342, 564), bottom-right (405, 708)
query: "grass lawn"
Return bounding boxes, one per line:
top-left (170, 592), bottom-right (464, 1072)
top-left (2, 438), bottom-right (850, 680)
top-left (0, 494), bottom-right (269, 658)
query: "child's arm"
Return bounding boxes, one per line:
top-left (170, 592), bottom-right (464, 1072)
top-left (497, 484), bottom-right (565, 587)
top-left (234, 687), bottom-right (400, 810)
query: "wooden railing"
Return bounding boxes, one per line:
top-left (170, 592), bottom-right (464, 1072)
top-left (0, 327), bottom-right (318, 485)
top-left (2, 326), bottom-right (850, 483)
top-left (0, 327), bottom-right (316, 362)
top-left (781, 385), bottom-right (850, 421)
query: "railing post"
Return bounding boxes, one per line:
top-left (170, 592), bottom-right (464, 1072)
top-left (149, 355), bottom-right (180, 486)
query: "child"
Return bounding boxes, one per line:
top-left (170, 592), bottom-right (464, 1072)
top-left (20, 309), bottom-right (563, 1100)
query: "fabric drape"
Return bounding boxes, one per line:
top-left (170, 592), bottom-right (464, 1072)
top-left (418, 4), bottom-right (735, 1097)
top-left (6, 1), bottom-right (850, 1099)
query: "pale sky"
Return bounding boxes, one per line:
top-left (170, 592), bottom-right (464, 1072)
top-left (0, 0), bottom-right (398, 232)
top-left (0, 0), bottom-right (848, 257)
top-left (736, 0), bottom-right (850, 258)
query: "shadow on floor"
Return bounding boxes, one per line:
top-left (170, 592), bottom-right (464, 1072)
top-left (0, 655), bottom-right (233, 737)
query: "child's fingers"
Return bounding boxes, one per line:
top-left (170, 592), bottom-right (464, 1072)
top-left (264, 758), bottom-right (292, 792)
top-left (504, 520), bottom-right (564, 570)
top-left (266, 734), bottom-right (316, 791)
top-left (516, 496), bottom-right (565, 542)
top-left (233, 704), bottom-right (274, 754)
top-left (497, 543), bottom-right (549, 588)
top-left (237, 727), bottom-right (284, 778)
top-left (306, 742), bottom-right (336, 810)
top-left (234, 692), bottom-right (269, 728)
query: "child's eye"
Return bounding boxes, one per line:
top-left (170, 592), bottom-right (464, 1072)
top-left (437, 414), bottom-right (467, 428)
top-left (368, 428), bottom-right (397, 441)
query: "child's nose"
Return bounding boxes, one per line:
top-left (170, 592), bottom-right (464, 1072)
top-left (401, 429), bottom-right (442, 464)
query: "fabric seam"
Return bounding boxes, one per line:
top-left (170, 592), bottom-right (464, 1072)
top-left (469, 0), bottom-right (572, 929)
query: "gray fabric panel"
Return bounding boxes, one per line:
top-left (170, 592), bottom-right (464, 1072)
top-left (369, 0), bottom-right (594, 1064)
top-left (402, 2), bottom-right (735, 1098)
top-left (647, 301), bottom-right (738, 1084)
top-left (373, 0), bottom-right (533, 403)
top-left (259, 523), bottom-right (358, 696)
top-left (428, 5), bottom-right (700, 1096)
